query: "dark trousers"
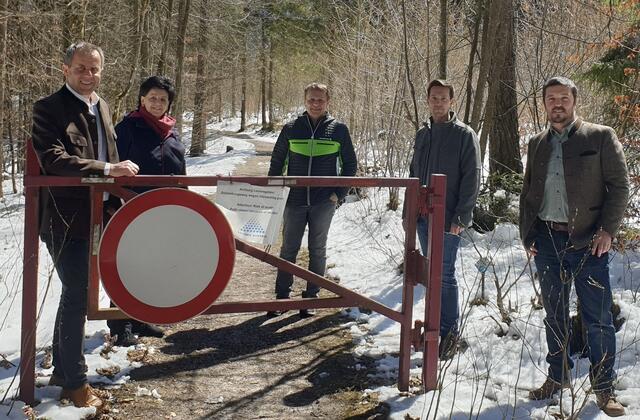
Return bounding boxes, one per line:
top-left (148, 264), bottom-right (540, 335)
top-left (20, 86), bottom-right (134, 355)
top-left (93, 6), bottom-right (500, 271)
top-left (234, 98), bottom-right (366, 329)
top-left (275, 201), bottom-right (336, 299)
top-left (534, 228), bottom-right (616, 392)
top-left (417, 217), bottom-right (462, 338)
top-left (42, 234), bottom-right (89, 389)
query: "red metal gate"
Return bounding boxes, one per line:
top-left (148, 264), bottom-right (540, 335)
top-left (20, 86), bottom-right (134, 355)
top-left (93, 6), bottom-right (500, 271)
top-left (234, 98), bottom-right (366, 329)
top-left (20, 140), bottom-right (445, 404)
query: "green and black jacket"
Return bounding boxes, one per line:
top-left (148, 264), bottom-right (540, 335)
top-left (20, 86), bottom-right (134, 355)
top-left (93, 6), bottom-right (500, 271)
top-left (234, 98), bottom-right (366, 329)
top-left (268, 112), bottom-right (357, 206)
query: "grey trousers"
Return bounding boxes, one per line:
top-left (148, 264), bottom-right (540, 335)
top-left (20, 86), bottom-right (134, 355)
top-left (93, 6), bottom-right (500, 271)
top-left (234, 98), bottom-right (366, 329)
top-left (275, 201), bottom-right (336, 299)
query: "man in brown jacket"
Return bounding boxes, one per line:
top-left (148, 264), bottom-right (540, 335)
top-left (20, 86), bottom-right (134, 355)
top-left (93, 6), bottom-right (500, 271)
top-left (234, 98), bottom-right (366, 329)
top-left (520, 76), bottom-right (628, 417)
top-left (32, 41), bottom-right (138, 410)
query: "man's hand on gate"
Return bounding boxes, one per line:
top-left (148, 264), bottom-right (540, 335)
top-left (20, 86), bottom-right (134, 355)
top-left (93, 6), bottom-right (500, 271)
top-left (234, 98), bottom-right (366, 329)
top-left (110, 160), bottom-right (139, 177)
top-left (592, 229), bottom-right (612, 258)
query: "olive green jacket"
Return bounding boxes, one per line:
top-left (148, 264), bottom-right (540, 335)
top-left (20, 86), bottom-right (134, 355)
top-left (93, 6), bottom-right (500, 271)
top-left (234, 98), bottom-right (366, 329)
top-left (519, 119), bottom-right (629, 249)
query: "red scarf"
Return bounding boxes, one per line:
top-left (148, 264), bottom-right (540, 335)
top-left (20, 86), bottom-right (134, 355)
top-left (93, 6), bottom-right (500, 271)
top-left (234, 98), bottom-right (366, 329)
top-left (129, 106), bottom-right (176, 139)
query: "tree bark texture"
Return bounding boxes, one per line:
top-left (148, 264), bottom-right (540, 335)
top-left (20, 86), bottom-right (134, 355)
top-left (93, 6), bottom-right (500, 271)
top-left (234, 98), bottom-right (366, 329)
top-left (173, 0), bottom-right (192, 134)
top-left (190, 0), bottom-right (208, 156)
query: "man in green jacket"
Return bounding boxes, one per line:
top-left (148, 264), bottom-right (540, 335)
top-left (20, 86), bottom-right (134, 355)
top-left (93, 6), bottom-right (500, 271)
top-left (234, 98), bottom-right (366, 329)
top-left (520, 76), bottom-right (628, 417)
top-left (267, 83), bottom-right (357, 318)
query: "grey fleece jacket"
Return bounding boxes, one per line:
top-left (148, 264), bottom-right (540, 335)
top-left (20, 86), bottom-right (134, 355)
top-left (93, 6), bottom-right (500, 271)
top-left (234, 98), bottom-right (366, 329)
top-left (408, 111), bottom-right (481, 230)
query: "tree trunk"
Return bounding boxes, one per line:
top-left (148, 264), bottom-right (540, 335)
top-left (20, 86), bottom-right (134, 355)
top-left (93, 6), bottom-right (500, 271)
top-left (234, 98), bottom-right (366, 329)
top-left (173, 0), bottom-right (192, 134)
top-left (486, 0), bottom-right (522, 178)
top-left (239, 38), bottom-right (247, 132)
top-left (463, 0), bottom-right (483, 124)
top-left (402, 0), bottom-right (419, 130)
top-left (267, 46), bottom-right (274, 131)
top-left (113, 0), bottom-right (146, 121)
top-left (470, 0), bottom-right (494, 139)
top-left (156, 0), bottom-right (174, 75)
top-left (190, 0), bottom-right (208, 156)
top-left (438, 0), bottom-right (447, 79)
top-left (260, 20), bottom-right (268, 131)
top-left (231, 59), bottom-right (237, 118)
top-left (61, 0), bottom-right (88, 51)
top-left (139, 0), bottom-right (152, 80)
top-left (0, 0), bottom-right (8, 198)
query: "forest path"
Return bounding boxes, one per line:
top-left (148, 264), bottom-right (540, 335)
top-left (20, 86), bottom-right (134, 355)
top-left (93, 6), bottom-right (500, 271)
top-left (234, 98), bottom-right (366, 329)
top-left (107, 129), bottom-right (389, 420)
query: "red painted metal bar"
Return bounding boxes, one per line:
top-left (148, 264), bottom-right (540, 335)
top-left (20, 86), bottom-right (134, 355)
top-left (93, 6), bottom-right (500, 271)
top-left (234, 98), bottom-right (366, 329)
top-left (235, 239), bottom-right (404, 322)
top-left (104, 185), bottom-right (138, 202)
top-left (397, 180), bottom-right (420, 391)
top-left (20, 168), bottom-right (446, 401)
top-left (86, 189), bottom-right (104, 320)
top-left (423, 174), bottom-right (447, 391)
top-left (24, 175), bottom-right (413, 189)
top-left (90, 297), bottom-right (354, 319)
top-left (20, 140), bottom-right (40, 405)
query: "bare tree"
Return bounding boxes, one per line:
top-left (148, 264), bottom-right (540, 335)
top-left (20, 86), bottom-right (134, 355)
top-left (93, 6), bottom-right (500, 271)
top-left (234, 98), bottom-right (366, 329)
top-left (0, 0), bottom-right (8, 198)
top-left (438, 0), bottom-right (447, 78)
top-left (190, 0), bottom-right (209, 156)
top-left (173, 0), bottom-right (192, 134)
top-left (156, 0), bottom-right (174, 75)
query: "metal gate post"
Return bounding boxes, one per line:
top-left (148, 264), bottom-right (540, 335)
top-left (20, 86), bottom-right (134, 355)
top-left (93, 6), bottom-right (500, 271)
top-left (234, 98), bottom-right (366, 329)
top-left (20, 140), bottom-right (40, 405)
top-left (398, 179), bottom-right (420, 391)
top-left (422, 174), bottom-right (446, 391)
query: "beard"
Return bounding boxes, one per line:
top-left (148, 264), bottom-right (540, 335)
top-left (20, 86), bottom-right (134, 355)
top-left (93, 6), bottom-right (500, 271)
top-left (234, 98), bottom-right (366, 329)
top-left (549, 108), bottom-right (572, 124)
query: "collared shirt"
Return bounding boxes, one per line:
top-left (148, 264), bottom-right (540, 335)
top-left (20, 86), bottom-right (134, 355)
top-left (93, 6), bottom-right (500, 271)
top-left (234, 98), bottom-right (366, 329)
top-left (65, 83), bottom-right (110, 175)
top-left (538, 119), bottom-right (576, 223)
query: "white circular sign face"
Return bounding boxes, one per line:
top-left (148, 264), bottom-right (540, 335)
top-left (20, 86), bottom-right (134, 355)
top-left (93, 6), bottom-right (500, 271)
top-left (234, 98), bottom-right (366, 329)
top-left (116, 205), bottom-right (219, 308)
top-left (99, 188), bottom-right (236, 324)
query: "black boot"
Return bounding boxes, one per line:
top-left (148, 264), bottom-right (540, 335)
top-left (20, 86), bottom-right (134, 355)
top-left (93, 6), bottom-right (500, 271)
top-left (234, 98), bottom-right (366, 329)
top-left (113, 322), bottom-right (138, 347)
top-left (132, 321), bottom-right (164, 338)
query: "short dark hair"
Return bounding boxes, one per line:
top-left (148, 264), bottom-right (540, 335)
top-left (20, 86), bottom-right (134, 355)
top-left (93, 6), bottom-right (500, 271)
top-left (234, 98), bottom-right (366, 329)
top-left (427, 79), bottom-right (454, 99)
top-left (542, 76), bottom-right (578, 101)
top-left (137, 75), bottom-right (176, 111)
top-left (304, 82), bottom-right (330, 100)
top-left (64, 41), bottom-right (104, 69)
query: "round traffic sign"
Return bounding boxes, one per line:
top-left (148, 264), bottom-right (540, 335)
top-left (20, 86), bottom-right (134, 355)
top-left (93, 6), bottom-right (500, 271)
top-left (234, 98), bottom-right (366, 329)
top-left (99, 188), bottom-right (235, 324)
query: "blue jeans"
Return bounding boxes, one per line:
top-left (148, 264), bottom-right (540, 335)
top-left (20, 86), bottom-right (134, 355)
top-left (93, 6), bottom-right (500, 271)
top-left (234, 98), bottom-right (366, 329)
top-left (275, 201), bottom-right (336, 299)
top-left (534, 228), bottom-right (616, 392)
top-left (417, 217), bottom-right (461, 338)
top-left (42, 234), bottom-right (90, 389)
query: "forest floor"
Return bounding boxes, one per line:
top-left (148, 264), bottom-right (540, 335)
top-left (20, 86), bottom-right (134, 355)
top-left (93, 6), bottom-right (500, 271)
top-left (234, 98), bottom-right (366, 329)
top-left (103, 131), bottom-right (391, 420)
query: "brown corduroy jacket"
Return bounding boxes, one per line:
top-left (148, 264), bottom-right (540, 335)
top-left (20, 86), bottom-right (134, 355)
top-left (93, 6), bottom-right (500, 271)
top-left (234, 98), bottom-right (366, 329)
top-left (32, 85), bottom-right (120, 239)
top-left (519, 118), bottom-right (629, 250)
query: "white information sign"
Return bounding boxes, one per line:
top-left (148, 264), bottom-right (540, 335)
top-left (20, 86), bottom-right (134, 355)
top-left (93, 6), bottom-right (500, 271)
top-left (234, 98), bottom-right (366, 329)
top-left (215, 181), bottom-right (289, 245)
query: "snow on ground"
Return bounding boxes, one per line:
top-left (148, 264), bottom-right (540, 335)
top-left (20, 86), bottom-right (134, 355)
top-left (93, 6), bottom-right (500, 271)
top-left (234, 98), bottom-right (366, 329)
top-left (327, 189), bottom-right (640, 419)
top-left (0, 121), bottom-right (265, 419)
top-left (2, 121), bottom-right (640, 419)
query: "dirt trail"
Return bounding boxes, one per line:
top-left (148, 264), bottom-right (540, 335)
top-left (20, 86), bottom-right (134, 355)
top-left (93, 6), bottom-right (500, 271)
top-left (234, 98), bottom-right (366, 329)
top-left (106, 131), bottom-right (390, 420)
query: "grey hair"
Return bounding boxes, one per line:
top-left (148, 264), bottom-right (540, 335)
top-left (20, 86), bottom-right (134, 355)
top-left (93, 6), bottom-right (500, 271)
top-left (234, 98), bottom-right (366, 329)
top-left (63, 41), bottom-right (104, 68)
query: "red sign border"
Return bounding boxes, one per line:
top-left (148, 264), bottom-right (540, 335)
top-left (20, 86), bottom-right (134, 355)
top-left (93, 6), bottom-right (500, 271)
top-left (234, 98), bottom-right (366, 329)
top-left (99, 188), bottom-right (235, 324)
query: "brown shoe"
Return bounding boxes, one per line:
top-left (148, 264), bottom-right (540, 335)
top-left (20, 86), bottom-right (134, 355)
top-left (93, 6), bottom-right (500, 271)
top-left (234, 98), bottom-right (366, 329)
top-left (60, 383), bottom-right (104, 410)
top-left (528, 377), bottom-right (569, 400)
top-left (596, 391), bottom-right (625, 417)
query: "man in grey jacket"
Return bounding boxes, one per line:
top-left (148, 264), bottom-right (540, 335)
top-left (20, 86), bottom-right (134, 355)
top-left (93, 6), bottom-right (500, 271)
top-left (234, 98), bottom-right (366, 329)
top-left (407, 79), bottom-right (481, 359)
top-left (520, 76), bottom-right (628, 417)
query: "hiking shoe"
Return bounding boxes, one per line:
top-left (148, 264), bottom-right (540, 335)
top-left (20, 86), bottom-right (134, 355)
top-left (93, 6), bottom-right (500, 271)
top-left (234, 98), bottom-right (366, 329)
top-left (299, 309), bottom-right (316, 318)
top-left (528, 377), bottom-right (569, 400)
top-left (596, 391), bottom-right (625, 417)
top-left (438, 334), bottom-right (459, 360)
top-left (132, 322), bottom-right (164, 338)
top-left (113, 322), bottom-right (138, 347)
top-left (266, 310), bottom-right (287, 318)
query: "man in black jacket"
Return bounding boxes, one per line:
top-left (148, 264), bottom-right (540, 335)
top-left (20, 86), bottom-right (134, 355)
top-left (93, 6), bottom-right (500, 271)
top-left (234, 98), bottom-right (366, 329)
top-left (407, 79), bottom-right (481, 358)
top-left (268, 83), bottom-right (357, 318)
